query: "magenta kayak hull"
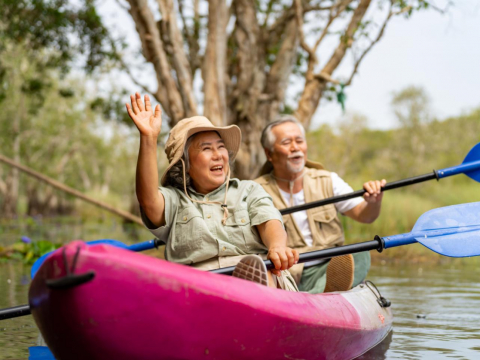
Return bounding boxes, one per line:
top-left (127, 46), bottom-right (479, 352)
top-left (29, 241), bottom-right (393, 360)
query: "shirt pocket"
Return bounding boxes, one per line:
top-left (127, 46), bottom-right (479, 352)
top-left (311, 206), bottom-right (344, 246)
top-left (224, 209), bottom-right (252, 250)
top-left (172, 207), bottom-right (204, 253)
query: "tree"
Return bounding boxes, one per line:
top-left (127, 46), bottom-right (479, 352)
top-left (0, 43), bottom-right (142, 218)
top-left (117, 0), bottom-right (436, 178)
top-left (390, 85), bottom-right (431, 174)
top-left (1, 0), bottom-right (440, 179)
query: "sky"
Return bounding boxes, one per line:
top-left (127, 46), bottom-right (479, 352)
top-left (311, 0), bottom-right (480, 129)
top-left (98, 0), bottom-right (480, 131)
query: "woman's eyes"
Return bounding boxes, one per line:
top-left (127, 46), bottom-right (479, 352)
top-left (202, 145), bottom-right (226, 151)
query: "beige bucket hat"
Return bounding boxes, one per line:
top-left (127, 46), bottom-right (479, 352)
top-left (161, 116), bottom-right (241, 186)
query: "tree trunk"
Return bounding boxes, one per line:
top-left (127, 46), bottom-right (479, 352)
top-left (1, 94), bottom-right (22, 217)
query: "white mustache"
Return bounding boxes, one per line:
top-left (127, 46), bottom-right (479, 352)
top-left (288, 152), bottom-right (304, 159)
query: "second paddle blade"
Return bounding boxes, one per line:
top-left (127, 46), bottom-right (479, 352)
top-left (413, 201), bottom-right (480, 257)
top-left (462, 142), bottom-right (480, 182)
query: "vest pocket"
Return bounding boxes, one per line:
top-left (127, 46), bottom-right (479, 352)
top-left (311, 207), bottom-right (344, 246)
top-left (225, 209), bottom-right (251, 250)
top-left (172, 207), bottom-right (203, 252)
top-left (283, 215), bottom-right (306, 248)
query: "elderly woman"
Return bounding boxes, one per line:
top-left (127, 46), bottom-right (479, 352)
top-left (126, 93), bottom-right (299, 290)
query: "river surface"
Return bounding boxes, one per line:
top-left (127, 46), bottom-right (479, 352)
top-left (1, 259), bottom-right (479, 359)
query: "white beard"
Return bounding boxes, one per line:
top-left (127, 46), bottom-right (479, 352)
top-left (287, 160), bottom-right (305, 174)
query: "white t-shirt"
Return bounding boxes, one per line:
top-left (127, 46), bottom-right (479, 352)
top-left (279, 172), bottom-right (363, 247)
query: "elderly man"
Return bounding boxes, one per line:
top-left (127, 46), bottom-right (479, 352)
top-left (255, 116), bottom-right (386, 293)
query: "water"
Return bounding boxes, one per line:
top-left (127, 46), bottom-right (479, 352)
top-left (1, 260), bottom-right (480, 359)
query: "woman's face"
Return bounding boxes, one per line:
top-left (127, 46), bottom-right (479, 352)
top-left (188, 131), bottom-right (230, 194)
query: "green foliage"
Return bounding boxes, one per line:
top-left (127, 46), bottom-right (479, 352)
top-left (307, 86), bottom-right (480, 258)
top-left (0, 41), bottom-right (142, 218)
top-left (0, 0), bottom-right (117, 73)
top-left (0, 239), bottom-right (62, 264)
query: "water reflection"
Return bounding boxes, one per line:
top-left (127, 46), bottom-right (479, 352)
top-left (358, 330), bottom-right (393, 360)
top-left (1, 259), bottom-right (480, 359)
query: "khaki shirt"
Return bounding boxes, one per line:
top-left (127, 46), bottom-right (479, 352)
top-left (255, 167), bottom-right (345, 253)
top-left (141, 179), bottom-right (283, 269)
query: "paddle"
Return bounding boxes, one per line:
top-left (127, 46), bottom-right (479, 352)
top-left (24, 142), bottom-right (480, 278)
top-left (281, 142), bottom-right (480, 215)
top-left (215, 201), bottom-right (480, 274)
top-left (2, 202), bottom-right (479, 321)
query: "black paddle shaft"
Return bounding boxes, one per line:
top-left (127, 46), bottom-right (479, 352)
top-left (0, 304), bottom-right (31, 320)
top-left (211, 236), bottom-right (385, 276)
top-left (280, 171), bottom-right (439, 215)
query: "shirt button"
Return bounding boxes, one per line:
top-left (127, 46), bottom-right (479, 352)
top-left (205, 197), bottom-right (209, 201)
top-left (183, 216), bottom-right (187, 221)
top-left (241, 219), bottom-right (246, 223)
top-left (222, 246), bottom-right (226, 251)
top-left (325, 215), bottom-right (330, 221)
top-left (207, 214), bottom-right (211, 219)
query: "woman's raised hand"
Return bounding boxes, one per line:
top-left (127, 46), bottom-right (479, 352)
top-left (126, 93), bottom-right (162, 138)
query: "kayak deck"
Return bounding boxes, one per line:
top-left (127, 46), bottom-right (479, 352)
top-left (29, 241), bottom-right (392, 360)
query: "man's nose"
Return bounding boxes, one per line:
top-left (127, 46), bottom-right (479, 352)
top-left (290, 141), bottom-right (300, 151)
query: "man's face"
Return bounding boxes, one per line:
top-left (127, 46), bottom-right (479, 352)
top-left (266, 122), bottom-right (307, 176)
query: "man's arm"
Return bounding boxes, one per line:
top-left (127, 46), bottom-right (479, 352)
top-left (343, 179), bottom-right (386, 224)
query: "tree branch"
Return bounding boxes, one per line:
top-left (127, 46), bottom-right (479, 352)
top-left (231, 0), bottom-right (265, 118)
top-left (118, 56), bottom-right (157, 96)
top-left (203, 0), bottom-right (228, 125)
top-left (345, 1), bottom-right (394, 85)
top-left (295, 0), bottom-right (373, 125)
top-left (294, 0), bottom-right (316, 61)
top-left (126, 0), bottom-right (185, 123)
top-left (156, 0), bottom-right (198, 117)
top-left (178, 0), bottom-right (201, 75)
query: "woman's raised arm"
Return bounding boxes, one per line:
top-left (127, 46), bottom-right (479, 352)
top-left (126, 93), bottom-right (166, 227)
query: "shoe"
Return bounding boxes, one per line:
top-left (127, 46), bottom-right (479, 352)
top-left (324, 254), bottom-right (354, 293)
top-left (232, 255), bottom-right (268, 286)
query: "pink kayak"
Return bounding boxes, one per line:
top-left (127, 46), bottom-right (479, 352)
top-left (29, 241), bottom-right (393, 360)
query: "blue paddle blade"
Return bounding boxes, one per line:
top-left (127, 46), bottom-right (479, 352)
top-left (413, 202), bottom-right (480, 257)
top-left (462, 142), bottom-right (480, 182)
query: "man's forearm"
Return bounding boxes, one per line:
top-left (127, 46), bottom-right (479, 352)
top-left (345, 201), bottom-right (382, 224)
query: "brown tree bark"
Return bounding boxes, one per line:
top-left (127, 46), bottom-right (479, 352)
top-left (120, 0), bottom-right (409, 178)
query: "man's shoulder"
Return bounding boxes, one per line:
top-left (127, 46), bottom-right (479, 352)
top-left (253, 173), bottom-right (274, 186)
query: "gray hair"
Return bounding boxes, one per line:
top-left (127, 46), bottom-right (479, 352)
top-left (166, 132), bottom-right (235, 191)
top-left (260, 115), bottom-right (306, 152)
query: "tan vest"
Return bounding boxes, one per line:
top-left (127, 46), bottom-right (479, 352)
top-left (255, 167), bottom-right (345, 253)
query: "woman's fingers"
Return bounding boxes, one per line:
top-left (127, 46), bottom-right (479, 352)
top-left (269, 248), bottom-right (298, 271)
top-left (286, 248), bottom-right (295, 268)
top-left (269, 251), bottom-right (281, 270)
top-left (130, 94), bottom-right (139, 114)
top-left (279, 252), bottom-right (289, 270)
top-left (144, 94), bottom-right (151, 112)
top-left (293, 249), bottom-right (299, 264)
top-left (154, 104), bottom-right (162, 120)
top-left (135, 92), bottom-right (145, 111)
top-left (125, 103), bottom-right (135, 119)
